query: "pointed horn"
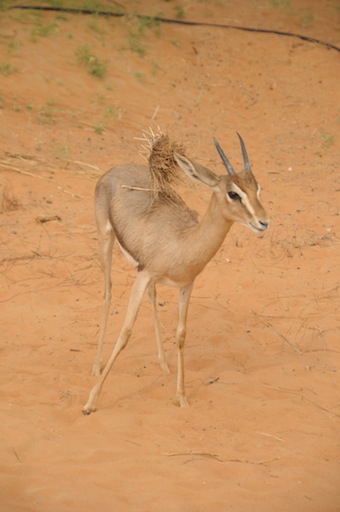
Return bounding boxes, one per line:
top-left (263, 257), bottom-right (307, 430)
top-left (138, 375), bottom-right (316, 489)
top-left (214, 138), bottom-right (235, 175)
top-left (236, 132), bottom-right (251, 173)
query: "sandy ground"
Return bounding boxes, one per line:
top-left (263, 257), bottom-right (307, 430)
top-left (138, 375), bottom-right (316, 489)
top-left (0, 1), bottom-right (339, 511)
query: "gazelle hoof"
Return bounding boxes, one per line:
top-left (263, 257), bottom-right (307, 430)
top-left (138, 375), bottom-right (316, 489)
top-left (82, 405), bottom-right (96, 415)
top-left (91, 364), bottom-right (101, 377)
top-left (161, 361), bottom-right (170, 374)
top-left (179, 395), bottom-right (189, 408)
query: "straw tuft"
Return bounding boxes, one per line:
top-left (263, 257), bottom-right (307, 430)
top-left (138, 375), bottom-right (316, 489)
top-left (135, 128), bottom-right (186, 200)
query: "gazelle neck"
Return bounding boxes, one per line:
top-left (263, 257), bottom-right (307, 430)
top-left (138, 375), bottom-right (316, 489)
top-left (186, 192), bottom-right (234, 273)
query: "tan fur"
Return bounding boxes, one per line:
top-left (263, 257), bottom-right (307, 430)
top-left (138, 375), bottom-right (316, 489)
top-left (83, 134), bottom-right (269, 414)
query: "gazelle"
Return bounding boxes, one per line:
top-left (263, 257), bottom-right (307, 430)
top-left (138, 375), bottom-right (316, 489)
top-left (83, 132), bottom-right (269, 414)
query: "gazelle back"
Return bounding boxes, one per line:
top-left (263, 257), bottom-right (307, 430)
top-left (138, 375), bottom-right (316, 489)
top-left (83, 132), bottom-right (269, 414)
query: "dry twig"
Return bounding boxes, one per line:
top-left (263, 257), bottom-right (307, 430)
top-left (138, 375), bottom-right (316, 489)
top-left (252, 311), bottom-right (302, 354)
top-left (165, 452), bottom-right (279, 465)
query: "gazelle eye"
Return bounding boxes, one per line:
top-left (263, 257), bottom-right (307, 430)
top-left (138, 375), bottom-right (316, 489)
top-left (228, 191), bottom-right (241, 201)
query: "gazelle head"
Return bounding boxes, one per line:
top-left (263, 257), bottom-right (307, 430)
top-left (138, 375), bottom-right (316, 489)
top-left (174, 134), bottom-right (269, 233)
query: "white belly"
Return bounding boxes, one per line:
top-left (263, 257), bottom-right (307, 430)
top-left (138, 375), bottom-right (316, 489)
top-left (117, 240), bottom-right (139, 267)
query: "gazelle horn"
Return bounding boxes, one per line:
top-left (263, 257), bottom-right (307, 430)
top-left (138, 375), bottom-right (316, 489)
top-left (237, 132), bottom-right (251, 173)
top-left (214, 138), bottom-right (235, 175)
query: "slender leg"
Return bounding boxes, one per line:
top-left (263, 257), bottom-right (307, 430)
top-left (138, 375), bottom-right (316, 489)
top-left (148, 282), bottom-right (170, 373)
top-left (176, 282), bottom-right (194, 408)
top-left (83, 271), bottom-right (151, 415)
top-left (92, 224), bottom-right (115, 377)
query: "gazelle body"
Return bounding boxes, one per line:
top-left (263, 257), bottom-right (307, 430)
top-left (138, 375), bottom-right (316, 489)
top-left (83, 133), bottom-right (269, 414)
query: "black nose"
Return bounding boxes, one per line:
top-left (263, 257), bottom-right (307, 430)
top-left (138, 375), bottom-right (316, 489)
top-left (259, 220), bottom-right (269, 229)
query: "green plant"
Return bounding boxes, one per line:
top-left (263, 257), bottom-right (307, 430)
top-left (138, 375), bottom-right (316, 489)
top-left (269, 0), bottom-right (291, 7)
top-left (31, 22), bottom-right (59, 40)
top-left (38, 0), bottom-right (113, 9)
top-left (92, 94), bottom-right (106, 106)
top-left (105, 106), bottom-right (117, 118)
top-left (54, 145), bottom-right (70, 157)
top-left (0, 62), bottom-right (16, 76)
top-left (127, 33), bottom-right (146, 57)
top-left (124, 15), bottom-right (161, 57)
top-left (93, 105), bottom-right (118, 134)
top-left (151, 61), bottom-right (160, 76)
top-left (133, 71), bottom-right (145, 83)
top-left (38, 102), bottom-right (57, 125)
top-left (171, 39), bottom-right (181, 47)
top-left (9, 8), bottom-right (42, 24)
top-left (76, 44), bottom-right (107, 78)
top-left (56, 11), bottom-right (68, 21)
top-left (87, 15), bottom-right (106, 38)
top-left (136, 16), bottom-right (161, 34)
top-left (320, 130), bottom-right (335, 148)
top-left (7, 40), bottom-right (21, 54)
top-left (94, 123), bottom-right (105, 134)
top-left (300, 11), bottom-right (314, 28)
top-left (174, 5), bottom-right (185, 19)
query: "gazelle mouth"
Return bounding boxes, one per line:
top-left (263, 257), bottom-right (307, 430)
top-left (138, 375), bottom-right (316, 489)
top-left (249, 222), bottom-right (269, 233)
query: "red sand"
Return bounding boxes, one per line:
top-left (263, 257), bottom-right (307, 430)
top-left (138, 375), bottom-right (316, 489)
top-left (0, 2), bottom-right (339, 511)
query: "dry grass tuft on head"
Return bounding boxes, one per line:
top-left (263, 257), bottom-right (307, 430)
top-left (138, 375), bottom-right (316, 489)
top-left (136, 128), bottom-right (186, 201)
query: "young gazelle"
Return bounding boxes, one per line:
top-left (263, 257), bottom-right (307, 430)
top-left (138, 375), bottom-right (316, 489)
top-left (83, 132), bottom-right (269, 414)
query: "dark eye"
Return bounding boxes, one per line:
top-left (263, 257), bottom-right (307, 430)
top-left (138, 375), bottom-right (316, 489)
top-left (228, 191), bottom-right (241, 201)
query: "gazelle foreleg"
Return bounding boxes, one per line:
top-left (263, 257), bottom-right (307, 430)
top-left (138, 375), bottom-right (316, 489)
top-left (148, 282), bottom-right (170, 373)
top-left (176, 282), bottom-right (194, 408)
top-left (83, 270), bottom-right (151, 415)
top-left (92, 224), bottom-right (115, 377)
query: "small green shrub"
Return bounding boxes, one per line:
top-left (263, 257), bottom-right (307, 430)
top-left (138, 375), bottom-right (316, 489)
top-left (31, 22), bottom-right (58, 40)
top-left (76, 44), bottom-right (107, 79)
top-left (174, 6), bottom-right (185, 19)
top-left (320, 131), bottom-right (335, 148)
top-left (0, 63), bottom-right (16, 76)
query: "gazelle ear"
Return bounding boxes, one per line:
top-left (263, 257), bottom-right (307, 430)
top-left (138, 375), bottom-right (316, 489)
top-left (174, 153), bottom-right (219, 188)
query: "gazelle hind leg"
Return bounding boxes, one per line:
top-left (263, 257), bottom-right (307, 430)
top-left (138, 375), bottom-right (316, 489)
top-left (92, 221), bottom-right (115, 377)
top-left (148, 282), bottom-right (170, 373)
top-left (83, 270), bottom-right (151, 415)
top-left (176, 283), bottom-right (193, 408)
